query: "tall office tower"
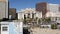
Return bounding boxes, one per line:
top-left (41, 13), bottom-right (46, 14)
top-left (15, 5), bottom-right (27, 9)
top-left (0, 0), bottom-right (8, 20)
top-left (36, 2), bottom-right (59, 18)
top-left (9, 8), bottom-right (17, 20)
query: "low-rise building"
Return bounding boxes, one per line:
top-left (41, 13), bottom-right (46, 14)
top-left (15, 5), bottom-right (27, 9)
top-left (18, 8), bottom-right (42, 20)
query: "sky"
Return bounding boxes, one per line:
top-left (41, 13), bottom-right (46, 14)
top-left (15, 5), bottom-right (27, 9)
top-left (9, 0), bottom-right (60, 12)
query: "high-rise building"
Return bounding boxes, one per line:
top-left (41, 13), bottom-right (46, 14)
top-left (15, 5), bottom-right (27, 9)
top-left (0, 0), bottom-right (8, 20)
top-left (36, 2), bottom-right (59, 17)
top-left (9, 8), bottom-right (17, 20)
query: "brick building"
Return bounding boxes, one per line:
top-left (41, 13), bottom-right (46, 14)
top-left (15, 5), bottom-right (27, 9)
top-left (9, 8), bottom-right (17, 20)
top-left (36, 2), bottom-right (47, 17)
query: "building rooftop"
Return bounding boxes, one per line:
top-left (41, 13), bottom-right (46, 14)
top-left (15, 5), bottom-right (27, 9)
top-left (18, 8), bottom-right (36, 14)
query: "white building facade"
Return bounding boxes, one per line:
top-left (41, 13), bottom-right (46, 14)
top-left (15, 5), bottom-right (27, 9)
top-left (18, 8), bottom-right (42, 20)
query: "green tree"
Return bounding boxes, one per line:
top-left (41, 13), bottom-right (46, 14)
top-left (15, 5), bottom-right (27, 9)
top-left (42, 17), bottom-right (51, 23)
top-left (38, 19), bottom-right (41, 24)
top-left (51, 24), bottom-right (57, 29)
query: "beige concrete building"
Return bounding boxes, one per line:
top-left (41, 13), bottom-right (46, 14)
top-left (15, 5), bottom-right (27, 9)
top-left (0, 0), bottom-right (8, 19)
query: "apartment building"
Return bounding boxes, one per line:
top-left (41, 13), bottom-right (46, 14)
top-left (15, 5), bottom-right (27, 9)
top-left (0, 0), bottom-right (8, 20)
top-left (9, 8), bottom-right (17, 20)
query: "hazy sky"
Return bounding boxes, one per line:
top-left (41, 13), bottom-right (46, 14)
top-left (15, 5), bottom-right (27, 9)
top-left (9, 0), bottom-right (60, 12)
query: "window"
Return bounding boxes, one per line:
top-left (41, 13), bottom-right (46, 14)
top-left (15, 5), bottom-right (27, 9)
top-left (2, 27), bottom-right (8, 31)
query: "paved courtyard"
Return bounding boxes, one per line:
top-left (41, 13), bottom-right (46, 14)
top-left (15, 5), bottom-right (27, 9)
top-left (30, 27), bottom-right (60, 34)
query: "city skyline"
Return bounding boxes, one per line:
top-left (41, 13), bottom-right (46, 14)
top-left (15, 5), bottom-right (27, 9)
top-left (9, 0), bottom-right (60, 12)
